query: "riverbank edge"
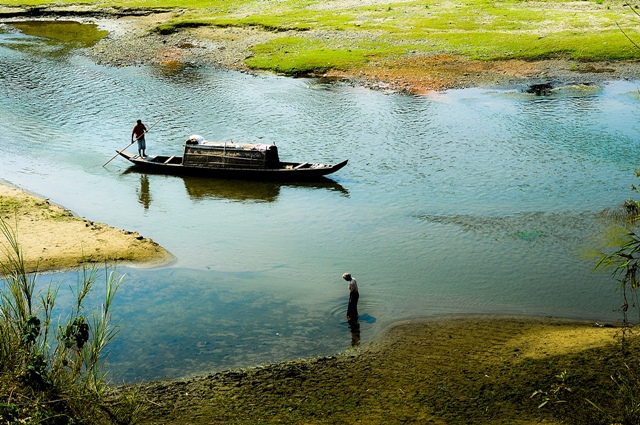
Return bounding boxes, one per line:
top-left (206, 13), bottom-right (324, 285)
top-left (127, 314), bottom-right (629, 424)
top-left (0, 180), bottom-right (175, 273)
top-left (2, 6), bottom-right (640, 93)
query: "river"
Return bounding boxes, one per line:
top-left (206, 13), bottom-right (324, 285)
top-left (1, 20), bottom-right (639, 383)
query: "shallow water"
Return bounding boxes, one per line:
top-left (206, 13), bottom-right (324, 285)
top-left (1, 21), bottom-right (639, 382)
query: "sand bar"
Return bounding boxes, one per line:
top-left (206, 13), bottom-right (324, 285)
top-left (0, 182), bottom-right (174, 273)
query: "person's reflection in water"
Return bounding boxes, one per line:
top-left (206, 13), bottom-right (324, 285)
top-left (348, 318), bottom-right (361, 347)
top-left (137, 174), bottom-right (151, 210)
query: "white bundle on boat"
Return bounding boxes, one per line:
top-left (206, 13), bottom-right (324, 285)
top-left (186, 134), bottom-right (206, 144)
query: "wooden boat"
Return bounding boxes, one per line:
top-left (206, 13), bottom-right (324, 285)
top-left (117, 136), bottom-right (348, 181)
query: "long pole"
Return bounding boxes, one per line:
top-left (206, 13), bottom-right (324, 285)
top-left (102, 116), bottom-right (164, 168)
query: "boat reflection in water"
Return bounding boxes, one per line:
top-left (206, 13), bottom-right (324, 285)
top-left (184, 176), bottom-right (282, 203)
top-left (124, 169), bottom-right (349, 206)
top-left (183, 176), bottom-right (349, 203)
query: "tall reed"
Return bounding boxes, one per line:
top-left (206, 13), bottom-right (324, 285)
top-left (0, 217), bottom-right (123, 423)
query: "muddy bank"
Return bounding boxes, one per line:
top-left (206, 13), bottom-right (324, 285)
top-left (3, 8), bottom-right (639, 93)
top-left (82, 14), bottom-right (640, 93)
top-left (0, 182), bottom-right (174, 273)
top-left (126, 316), bottom-right (630, 425)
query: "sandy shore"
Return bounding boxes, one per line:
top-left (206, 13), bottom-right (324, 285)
top-left (0, 182), bottom-right (174, 273)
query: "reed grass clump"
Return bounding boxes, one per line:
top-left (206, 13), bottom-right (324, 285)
top-left (595, 170), bottom-right (640, 335)
top-left (0, 218), bottom-right (124, 424)
top-left (592, 170), bottom-right (640, 425)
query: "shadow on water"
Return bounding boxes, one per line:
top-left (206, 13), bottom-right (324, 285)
top-left (348, 319), bottom-right (361, 347)
top-left (346, 315), bottom-right (377, 347)
top-left (183, 177), bottom-right (283, 203)
top-left (123, 168), bottom-right (349, 204)
top-left (328, 295), bottom-right (379, 348)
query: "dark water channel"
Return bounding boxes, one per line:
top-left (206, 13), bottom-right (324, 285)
top-left (1, 21), bottom-right (640, 383)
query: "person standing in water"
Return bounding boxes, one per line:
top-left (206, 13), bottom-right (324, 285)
top-left (131, 119), bottom-right (148, 157)
top-left (342, 273), bottom-right (359, 321)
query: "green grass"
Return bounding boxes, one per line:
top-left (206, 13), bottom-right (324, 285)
top-left (146, 0), bottom-right (640, 73)
top-left (422, 29), bottom-right (640, 60)
top-left (0, 195), bottom-right (74, 222)
top-left (3, 0), bottom-right (640, 78)
top-left (246, 36), bottom-right (375, 75)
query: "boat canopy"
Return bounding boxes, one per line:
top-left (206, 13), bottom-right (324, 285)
top-left (183, 138), bottom-right (280, 169)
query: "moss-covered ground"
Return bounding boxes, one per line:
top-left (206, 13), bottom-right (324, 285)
top-left (2, 0), bottom-right (639, 76)
top-left (129, 317), bottom-right (640, 425)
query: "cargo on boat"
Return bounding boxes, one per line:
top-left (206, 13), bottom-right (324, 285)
top-left (117, 135), bottom-right (348, 181)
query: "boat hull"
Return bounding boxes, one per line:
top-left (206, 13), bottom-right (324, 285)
top-left (116, 151), bottom-right (348, 182)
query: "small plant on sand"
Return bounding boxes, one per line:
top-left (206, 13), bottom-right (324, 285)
top-left (531, 370), bottom-right (572, 408)
top-left (0, 217), bottom-right (123, 424)
top-left (104, 384), bottom-right (150, 425)
top-left (580, 359), bottom-right (640, 425)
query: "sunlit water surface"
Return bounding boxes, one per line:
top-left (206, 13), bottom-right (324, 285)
top-left (1, 22), bottom-right (640, 382)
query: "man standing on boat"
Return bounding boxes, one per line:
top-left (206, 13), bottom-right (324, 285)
top-left (131, 119), bottom-right (148, 157)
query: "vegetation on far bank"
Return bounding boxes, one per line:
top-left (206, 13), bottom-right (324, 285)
top-left (2, 0), bottom-right (640, 75)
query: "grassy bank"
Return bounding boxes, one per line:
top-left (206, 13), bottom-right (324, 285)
top-left (2, 0), bottom-right (640, 76)
top-left (131, 317), bottom-right (640, 425)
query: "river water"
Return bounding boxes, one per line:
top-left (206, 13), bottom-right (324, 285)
top-left (1, 21), bottom-right (639, 383)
